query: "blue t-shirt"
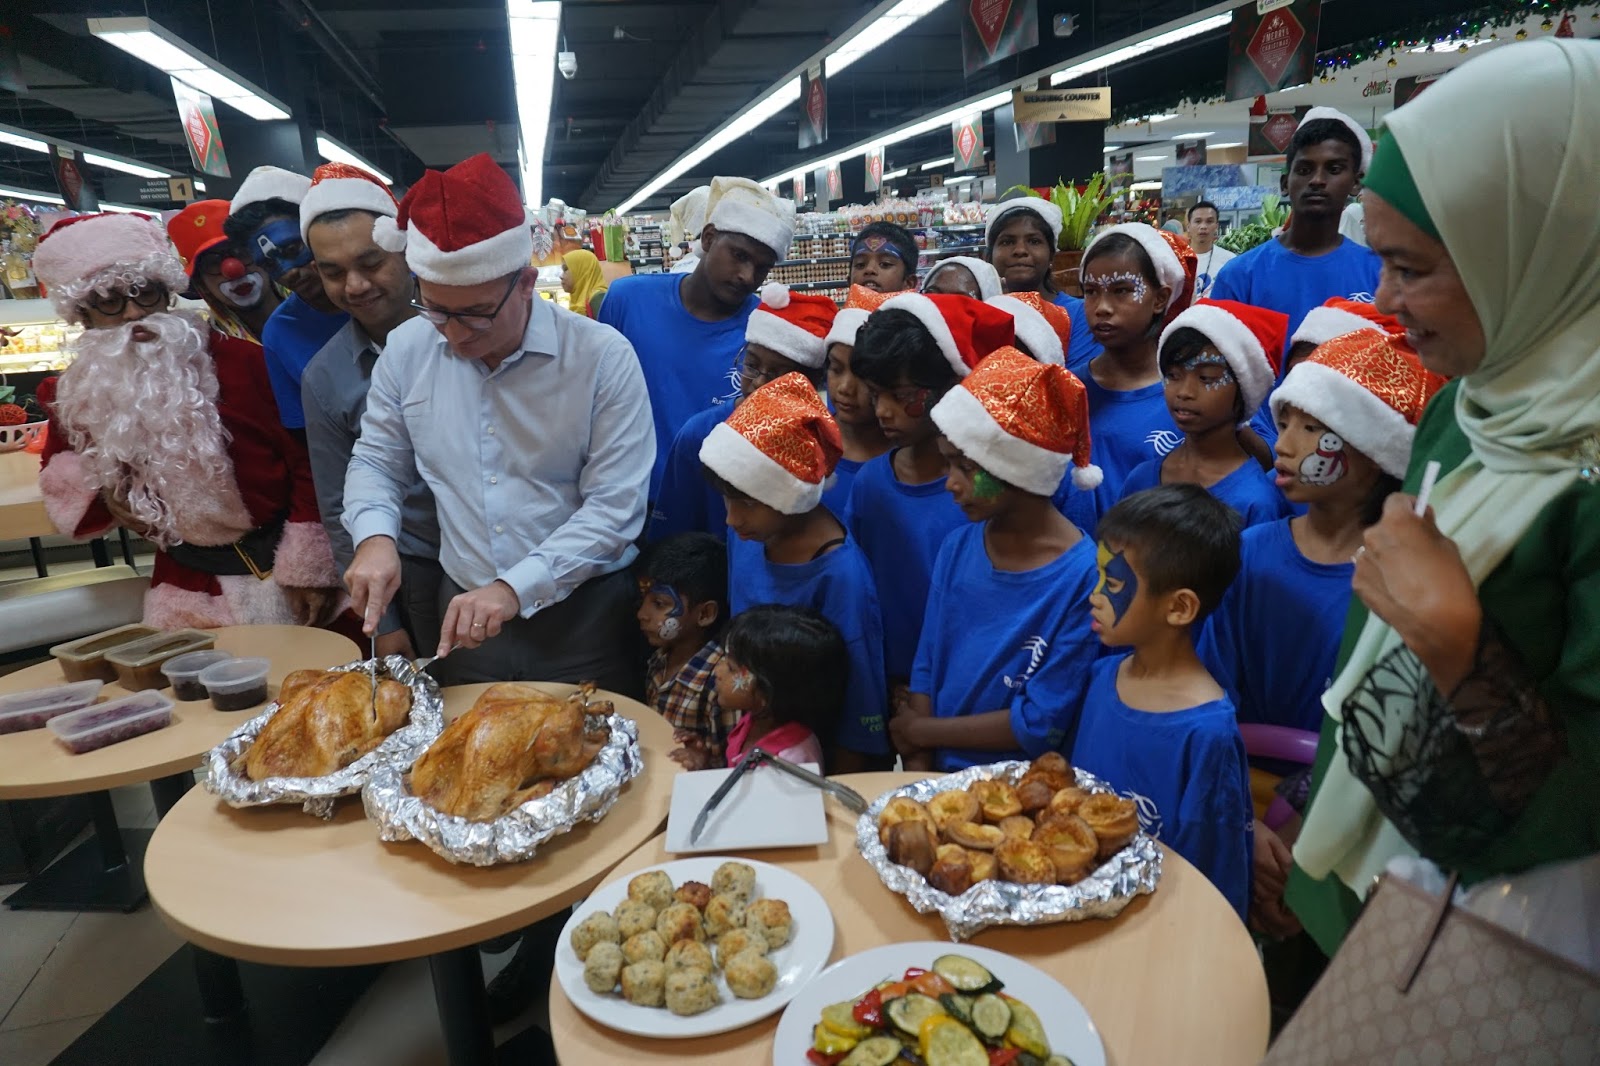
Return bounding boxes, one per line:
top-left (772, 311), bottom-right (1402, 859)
top-left (1198, 518), bottom-right (1353, 733)
top-left (822, 456), bottom-right (864, 527)
top-left (1071, 656), bottom-right (1253, 920)
top-left (1119, 455), bottom-right (1290, 528)
top-left (599, 274), bottom-right (755, 497)
top-left (1051, 291), bottom-right (1103, 375)
top-left (911, 528), bottom-right (1101, 772)
top-left (1209, 237), bottom-right (1380, 340)
top-left (1057, 375), bottom-right (1176, 535)
top-left (260, 294), bottom-right (349, 430)
top-left (651, 400), bottom-right (732, 542)
top-left (728, 533), bottom-right (888, 755)
top-left (847, 453), bottom-right (968, 681)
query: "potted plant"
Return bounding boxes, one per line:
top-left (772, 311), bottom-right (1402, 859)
top-left (1218, 194), bottom-right (1288, 255)
top-left (1001, 174), bottom-right (1118, 296)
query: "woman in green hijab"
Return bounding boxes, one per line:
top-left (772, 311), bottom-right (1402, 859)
top-left (1286, 37), bottom-right (1600, 954)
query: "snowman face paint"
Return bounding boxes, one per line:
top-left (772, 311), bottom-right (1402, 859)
top-left (1299, 430), bottom-right (1350, 486)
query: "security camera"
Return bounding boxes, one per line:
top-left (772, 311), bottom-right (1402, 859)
top-left (558, 51), bottom-right (577, 79)
top-left (1053, 13), bottom-right (1080, 37)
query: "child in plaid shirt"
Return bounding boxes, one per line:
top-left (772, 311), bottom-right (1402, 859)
top-left (636, 533), bottom-right (738, 769)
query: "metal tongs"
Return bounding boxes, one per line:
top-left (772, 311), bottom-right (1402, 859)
top-left (689, 746), bottom-right (868, 844)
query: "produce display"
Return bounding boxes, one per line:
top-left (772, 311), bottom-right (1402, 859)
top-left (232, 668), bottom-right (413, 780)
top-left (876, 753), bottom-right (1139, 892)
top-left (569, 860), bottom-right (791, 1017)
top-left (409, 682), bottom-right (611, 821)
top-left (805, 954), bottom-right (1075, 1066)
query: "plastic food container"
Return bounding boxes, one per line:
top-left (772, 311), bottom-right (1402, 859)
top-left (49, 625), bottom-right (161, 683)
top-left (161, 650), bottom-right (235, 702)
top-left (104, 630), bottom-right (217, 691)
top-left (198, 658), bottom-right (271, 712)
top-left (48, 691), bottom-right (174, 754)
top-left (0, 681), bottom-right (105, 734)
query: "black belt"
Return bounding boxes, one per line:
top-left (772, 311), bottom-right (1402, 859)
top-left (163, 514), bottom-right (286, 579)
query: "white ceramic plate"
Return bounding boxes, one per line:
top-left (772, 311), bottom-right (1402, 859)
top-left (555, 856), bottom-right (835, 1039)
top-left (665, 763), bottom-right (829, 853)
top-left (772, 941), bottom-right (1107, 1066)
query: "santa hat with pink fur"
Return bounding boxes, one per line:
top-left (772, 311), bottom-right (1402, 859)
top-left (32, 212), bottom-right (189, 324)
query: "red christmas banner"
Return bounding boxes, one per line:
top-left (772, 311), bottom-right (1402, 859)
top-left (1225, 0), bottom-right (1321, 101)
top-left (51, 146), bottom-right (98, 211)
top-left (952, 114), bottom-right (985, 172)
top-left (172, 78), bottom-right (231, 178)
top-left (799, 64), bottom-right (827, 150)
top-left (961, 0), bottom-right (1039, 77)
top-left (864, 146), bottom-right (884, 193)
top-left (1248, 104), bottom-right (1309, 155)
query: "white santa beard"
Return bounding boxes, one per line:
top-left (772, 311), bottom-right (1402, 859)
top-left (54, 311), bottom-right (253, 548)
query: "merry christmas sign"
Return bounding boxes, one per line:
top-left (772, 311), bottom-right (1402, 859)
top-left (1226, 0), bottom-right (1321, 101)
top-left (961, 0), bottom-right (1039, 77)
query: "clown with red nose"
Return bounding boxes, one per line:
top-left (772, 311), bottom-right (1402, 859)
top-left (167, 199), bottom-right (282, 342)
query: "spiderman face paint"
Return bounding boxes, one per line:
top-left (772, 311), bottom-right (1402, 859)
top-left (1299, 431), bottom-right (1350, 487)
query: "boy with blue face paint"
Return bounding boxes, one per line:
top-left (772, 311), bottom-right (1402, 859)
top-left (1073, 483), bottom-right (1254, 921)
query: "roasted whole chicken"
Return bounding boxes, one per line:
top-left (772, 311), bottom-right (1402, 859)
top-left (410, 682), bottom-right (612, 822)
top-left (235, 669), bottom-right (414, 780)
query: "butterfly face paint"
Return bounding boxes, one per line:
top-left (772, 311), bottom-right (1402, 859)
top-left (971, 469), bottom-right (1005, 500)
top-left (247, 218), bottom-right (313, 280)
top-left (1299, 431), bottom-right (1350, 486)
top-left (1093, 540), bottom-right (1139, 625)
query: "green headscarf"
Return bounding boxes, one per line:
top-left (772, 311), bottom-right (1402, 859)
top-left (1296, 37), bottom-right (1600, 890)
top-left (1361, 132), bottom-right (1438, 240)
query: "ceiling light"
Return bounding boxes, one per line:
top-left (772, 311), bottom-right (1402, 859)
top-left (194, 179), bottom-right (207, 192)
top-left (0, 184), bottom-right (65, 206)
top-left (0, 121), bottom-right (175, 177)
top-left (1103, 144), bottom-right (1122, 153)
top-left (1208, 141), bottom-right (1244, 149)
top-left (881, 167), bottom-right (908, 180)
top-left (920, 157), bottom-right (956, 171)
top-left (81, 152), bottom-right (170, 179)
top-left (1135, 154), bottom-right (1168, 161)
top-left (315, 131), bottom-right (393, 185)
top-left (0, 129), bottom-right (48, 154)
top-left (614, 0), bottom-right (950, 214)
top-left (944, 175), bottom-right (975, 184)
top-left (1129, 180), bottom-right (1163, 191)
top-left (1169, 131), bottom-right (1214, 140)
top-left (87, 17), bottom-right (291, 121)
top-left (507, 0), bottom-right (562, 207)
top-left (1050, 12), bottom-right (1232, 85)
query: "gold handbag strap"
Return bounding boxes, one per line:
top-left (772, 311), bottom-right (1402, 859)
top-left (1395, 870), bottom-right (1461, 994)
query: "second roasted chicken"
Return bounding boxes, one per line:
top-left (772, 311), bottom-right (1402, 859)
top-left (236, 669), bottom-right (414, 780)
top-left (410, 683), bottom-right (611, 822)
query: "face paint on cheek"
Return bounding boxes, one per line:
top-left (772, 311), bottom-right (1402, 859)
top-left (1298, 431), bottom-right (1350, 487)
top-left (1094, 541), bottom-right (1138, 624)
top-left (647, 583), bottom-right (685, 640)
top-left (970, 469), bottom-right (1005, 500)
top-left (729, 667), bottom-right (753, 693)
top-left (248, 219), bottom-right (313, 280)
top-left (902, 389), bottom-right (930, 419)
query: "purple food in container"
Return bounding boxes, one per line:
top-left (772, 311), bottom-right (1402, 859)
top-left (48, 691), bottom-right (174, 754)
top-left (0, 681), bottom-right (105, 734)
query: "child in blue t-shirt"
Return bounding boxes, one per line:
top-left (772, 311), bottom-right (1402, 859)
top-left (651, 285), bottom-right (837, 541)
top-left (699, 372), bottom-right (889, 770)
top-left (893, 348), bottom-right (1104, 772)
top-left (822, 303), bottom-right (890, 526)
top-left (1246, 297), bottom-right (1398, 451)
top-left (1118, 299), bottom-right (1292, 529)
top-left (846, 293), bottom-right (1015, 695)
top-left (1073, 483), bottom-right (1252, 921)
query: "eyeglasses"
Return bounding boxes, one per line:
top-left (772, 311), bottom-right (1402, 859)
top-left (410, 271), bottom-right (522, 332)
top-left (737, 346), bottom-right (796, 390)
top-left (86, 285), bottom-right (169, 317)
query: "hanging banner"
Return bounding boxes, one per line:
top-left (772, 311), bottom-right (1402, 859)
top-left (962, 0), bottom-right (1039, 77)
top-left (172, 78), bottom-right (231, 178)
top-left (812, 166), bottom-right (829, 205)
top-left (799, 64), bottom-right (827, 150)
top-left (863, 146), bottom-right (884, 193)
top-left (1013, 119), bottom-right (1055, 151)
top-left (1175, 139), bottom-right (1207, 167)
top-left (1106, 151), bottom-right (1133, 188)
top-left (0, 23), bottom-right (26, 93)
top-left (1011, 87), bottom-right (1110, 123)
top-left (51, 146), bottom-right (98, 212)
top-left (1225, 0), bottom-right (1321, 101)
top-left (1247, 104), bottom-right (1309, 155)
top-left (826, 164), bottom-right (843, 203)
top-left (952, 114), bottom-right (985, 172)
top-left (790, 170), bottom-right (807, 202)
top-left (1393, 72), bottom-right (1442, 110)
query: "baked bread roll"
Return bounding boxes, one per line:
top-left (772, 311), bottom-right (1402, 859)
top-left (927, 789), bottom-right (980, 830)
top-left (886, 819), bottom-right (937, 876)
top-left (972, 780), bottom-right (1022, 823)
top-left (928, 843), bottom-right (974, 895)
top-left (998, 815), bottom-right (1035, 840)
top-left (944, 820), bottom-right (1005, 851)
top-left (1079, 793), bottom-right (1139, 859)
top-left (1016, 775), bottom-right (1055, 814)
top-left (877, 796), bottom-right (935, 843)
top-left (994, 838), bottom-right (1056, 885)
top-left (968, 849), bottom-right (997, 883)
top-left (1034, 814), bottom-right (1098, 884)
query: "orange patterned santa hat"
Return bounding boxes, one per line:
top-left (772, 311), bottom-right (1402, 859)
top-left (699, 372), bottom-right (842, 513)
top-left (1271, 330), bottom-right (1447, 478)
top-left (826, 283), bottom-right (896, 349)
top-left (931, 346), bottom-right (1101, 495)
top-left (1291, 296), bottom-right (1403, 349)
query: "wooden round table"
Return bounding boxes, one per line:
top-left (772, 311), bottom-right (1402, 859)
top-left (144, 684), bottom-right (676, 1065)
top-left (549, 771), bottom-right (1271, 1066)
top-left (0, 624), bottom-right (359, 913)
top-left (0, 447), bottom-right (50, 542)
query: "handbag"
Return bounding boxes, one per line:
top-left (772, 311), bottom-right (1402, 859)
top-left (1262, 872), bottom-right (1600, 1064)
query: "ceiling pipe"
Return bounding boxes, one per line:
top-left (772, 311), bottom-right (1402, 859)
top-left (275, 0), bottom-right (386, 113)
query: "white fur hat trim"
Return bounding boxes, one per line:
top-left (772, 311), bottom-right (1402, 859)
top-left (230, 166), bottom-right (312, 213)
top-left (1161, 302), bottom-right (1275, 419)
top-left (1270, 359), bottom-right (1415, 478)
top-left (986, 295), bottom-right (1064, 366)
top-left (932, 383), bottom-right (1070, 497)
top-left (699, 420), bottom-right (823, 515)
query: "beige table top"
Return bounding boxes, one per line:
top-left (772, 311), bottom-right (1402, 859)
top-left (549, 771), bottom-right (1271, 1066)
top-left (0, 448), bottom-right (51, 541)
top-left (0, 625), bottom-right (359, 799)
top-left (144, 684), bottom-right (676, 966)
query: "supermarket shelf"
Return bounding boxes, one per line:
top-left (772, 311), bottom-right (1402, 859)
top-left (776, 255), bottom-right (849, 267)
top-left (918, 244), bottom-right (985, 258)
top-left (790, 281), bottom-right (848, 291)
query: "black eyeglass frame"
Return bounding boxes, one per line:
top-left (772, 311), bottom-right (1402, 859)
top-left (409, 270), bottom-right (523, 332)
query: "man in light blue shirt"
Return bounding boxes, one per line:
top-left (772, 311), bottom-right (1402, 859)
top-left (342, 154), bottom-right (653, 692)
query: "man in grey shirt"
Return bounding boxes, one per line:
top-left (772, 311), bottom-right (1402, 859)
top-left (299, 164), bottom-right (443, 658)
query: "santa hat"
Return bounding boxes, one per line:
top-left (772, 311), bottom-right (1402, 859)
top-left (826, 308), bottom-right (870, 351)
top-left (372, 154), bottom-right (532, 287)
top-left (985, 294), bottom-right (1064, 367)
top-left (1084, 223), bottom-right (1195, 312)
top-left (229, 166), bottom-right (311, 214)
top-left (699, 372), bottom-right (842, 514)
top-left (932, 347), bottom-right (1101, 495)
top-left (166, 199), bottom-right (233, 281)
top-left (32, 212), bottom-right (189, 323)
top-left (920, 255), bottom-right (1002, 301)
top-left (985, 197), bottom-right (1063, 248)
top-left (1271, 330), bottom-right (1446, 479)
top-left (1160, 299), bottom-right (1288, 419)
top-left (845, 283), bottom-right (895, 311)
top-left (705, 176), bottom-right (796, 262)
top-left (878, 292), bottom-right (1016, 378)
top-left (1291, 297), bottom-right (1399, 349)
top-left (746, 283), bottom-right (838, 369)
top-left (1298, 106), bottom-right (1374, 175)
top-left (300, 162), bottom-right (398, 236)
top-left (669, 185), bottom-right (710, 245)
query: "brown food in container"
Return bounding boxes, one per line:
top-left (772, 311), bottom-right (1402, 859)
top-left (104, 630), bottom-right (217, 691)
top-left (50, 625), bottom-right (160, 683)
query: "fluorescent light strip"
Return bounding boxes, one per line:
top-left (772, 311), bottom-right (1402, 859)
top-left (615, 0), bottom-right (951, 214)
top-left (944, 175), bottom-right (975, 184)
top-left (1143, 114), bottom-right (1180, 123)
top-left (88, 18), bottom-right (291, 121)
top-left (1169, 131), bottom-right (1214, 140)
top-left (1050, 11), bottom-right (1232, 85)
top-left (1135, 155), bottom-right (1168, 161)
top-left (0, 184), bottom-right (65, 206)
top-left (194, 180), bottom-right (207, 192)
top-left (98, 203), bottom-right (149, 214)
top-left (0, 129), bottom-right (49, 153)
top-left (881, 167), bottom-right (908, 180)
top-left (0, 122), bottom-right (174, 178)
top-left (1103, 144), bottom-right (1122, 153)
top-left (506, 0), bottom-right (562, 207)
top-left (82, 152), bottom-right (169, 179)
top-left (315, 132), bottom-right (393, 185)
top-left (1209, 141), bottom-right (1244, 149)
top-left (920, 156), bottom-right (955, 171)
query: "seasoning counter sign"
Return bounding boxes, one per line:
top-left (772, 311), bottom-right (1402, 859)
top-left (1011, 87), bottom-right (1110, 123)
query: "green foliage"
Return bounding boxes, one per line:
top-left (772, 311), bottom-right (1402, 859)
top-left (1218, 194), bottom-right (1289, 254)
top-left (998, 176), bottom-right (1118, 250)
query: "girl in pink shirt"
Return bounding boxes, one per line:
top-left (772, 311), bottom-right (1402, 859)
top-left (715, 604), bottom-right (845, 770)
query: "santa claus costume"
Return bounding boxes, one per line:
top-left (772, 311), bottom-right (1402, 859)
top-left (31, 211), bottom-right (343, 629)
